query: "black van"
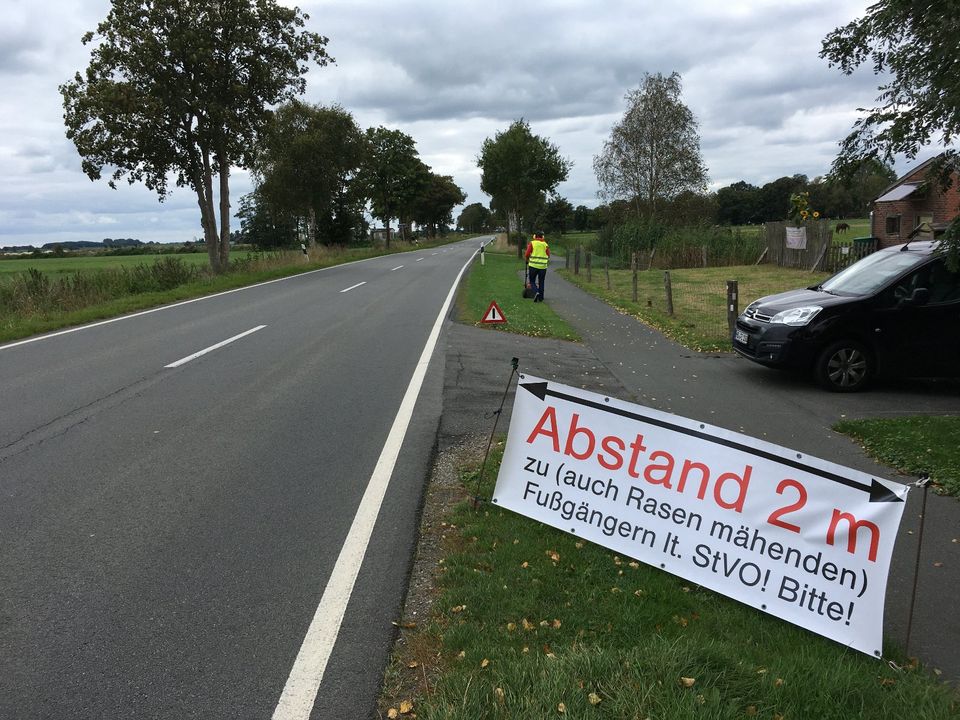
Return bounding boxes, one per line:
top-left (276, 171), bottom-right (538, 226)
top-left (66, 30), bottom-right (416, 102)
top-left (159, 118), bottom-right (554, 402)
top-left (732, 240), bottom-right (960, 391)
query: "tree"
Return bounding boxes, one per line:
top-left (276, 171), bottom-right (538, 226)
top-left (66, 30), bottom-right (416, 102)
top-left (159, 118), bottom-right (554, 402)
top-left (593, 72), bottom-right (708, 218)
top-left (253, 100), bottom-right (365, 247)
top-left (409, 173), bottom-right (466, 237)
top-left (715, 181), bottom-right (761, 225)
top-left (542, 196), bottom-right (574, 234)
top-left (360, 127), bottom-right (424, 248)
top-left (572, 205), bottom-right (592, 232)
top-left (821, 2), bottom-right (960, 258)
top-left (457, 203), bottom-right (493, 232)
top-left (237, 187), bottom-right (297, 249)
top-left (60, 0), bottom-right (329, 273)
top-left (756, 175), bottom-right (808, 222)
top-left (477, 119), bottom-right (571, 255)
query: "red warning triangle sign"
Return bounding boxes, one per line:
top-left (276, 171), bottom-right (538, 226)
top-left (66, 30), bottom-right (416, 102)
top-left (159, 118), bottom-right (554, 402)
top-left (481, 300), bottom-right (507, 324)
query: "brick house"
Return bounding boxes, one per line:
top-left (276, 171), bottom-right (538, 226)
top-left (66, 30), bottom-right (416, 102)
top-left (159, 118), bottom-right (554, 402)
top-left (871, 155), bottom-right (960, 248)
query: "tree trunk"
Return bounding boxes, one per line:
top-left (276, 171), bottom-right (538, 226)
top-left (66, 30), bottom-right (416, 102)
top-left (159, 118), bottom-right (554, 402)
top-left (218, 158), bottom-right (230, 270)
top-left (201, 148), bottom-right (222, 273)
top-left (307, 206), bottom-right (317, 248)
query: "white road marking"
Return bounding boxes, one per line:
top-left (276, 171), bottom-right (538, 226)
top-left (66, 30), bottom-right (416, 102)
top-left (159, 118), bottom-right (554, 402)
top-left (164, 325), bottom-right (266, 368)
top-left (430, 252), bottom-right (438, 255)
top-left (270, 250), bottom-right (479, 720)
top-left (390, 265), bottom-right (403, 272)
top-left (416, 258), bottom-right (424, 262)
top-left (339, 282), bottom-right (367, 293)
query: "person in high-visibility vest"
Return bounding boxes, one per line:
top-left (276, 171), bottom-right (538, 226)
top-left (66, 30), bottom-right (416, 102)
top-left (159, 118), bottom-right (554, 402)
top-left (524, 232), bottom-right (550, 302)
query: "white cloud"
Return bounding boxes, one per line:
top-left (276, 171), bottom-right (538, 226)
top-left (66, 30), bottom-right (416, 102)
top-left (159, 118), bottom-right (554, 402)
top-left (0, 0), bottom-right (940, 247)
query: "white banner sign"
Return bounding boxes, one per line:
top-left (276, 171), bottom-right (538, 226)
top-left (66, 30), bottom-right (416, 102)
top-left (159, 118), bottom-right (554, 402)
top-left (493, 376), bottom-right (908, 657)
top-left (785, 226), bottom-right (807, 249)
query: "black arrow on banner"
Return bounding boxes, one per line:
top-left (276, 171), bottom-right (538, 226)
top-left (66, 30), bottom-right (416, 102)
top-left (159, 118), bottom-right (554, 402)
top-left (521, 381), bottom-right (902, 503)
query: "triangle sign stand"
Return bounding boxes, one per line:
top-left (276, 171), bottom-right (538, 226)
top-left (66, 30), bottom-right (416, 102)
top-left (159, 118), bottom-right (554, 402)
top-left (481, 300), bottom-right (507, 324)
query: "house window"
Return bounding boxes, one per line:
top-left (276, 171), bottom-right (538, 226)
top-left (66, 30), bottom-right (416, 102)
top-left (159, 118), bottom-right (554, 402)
top-left (885, 215), bottom-right (901, 235)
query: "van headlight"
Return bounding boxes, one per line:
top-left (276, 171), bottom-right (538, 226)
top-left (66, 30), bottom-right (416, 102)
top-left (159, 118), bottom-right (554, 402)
top-left (770, 306), bottom-right (822, 326)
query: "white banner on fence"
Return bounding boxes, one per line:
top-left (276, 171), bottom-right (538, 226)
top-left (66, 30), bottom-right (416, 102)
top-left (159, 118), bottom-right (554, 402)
top-left (785, 226), bottom-right (807, 249)
top-left (493, 376), bottom-right (908, 657)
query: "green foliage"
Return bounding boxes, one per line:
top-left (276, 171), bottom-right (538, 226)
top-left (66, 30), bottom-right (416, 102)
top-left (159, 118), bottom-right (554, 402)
top-left (834, 416), bottom-right (960, 498)
top-left (821, 3), bottom-right (960, 261)
top-left (359, 127), bottom-right (425, 246)
top-left (593, 72), bottom-right (708, 216)
top-left (253, 100), bottom-right (366, 247)
top-left (457, 203), bottom-right (494, 233)
top-left (594, 220), bottom-right (764, 269)
top-left (478, 120), bottom-right (571, 234)
top-left (59, 0), bottom-right (330, 271)
top-left (409, 173), bottom-right (466, 237)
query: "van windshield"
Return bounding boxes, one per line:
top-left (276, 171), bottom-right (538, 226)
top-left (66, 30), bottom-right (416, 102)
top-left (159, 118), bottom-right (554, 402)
top-left (820, 250), bottom-right (927, 296)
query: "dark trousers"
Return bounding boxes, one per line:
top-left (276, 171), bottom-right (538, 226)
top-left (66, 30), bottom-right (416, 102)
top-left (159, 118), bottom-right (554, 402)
top-left (528, 266), bottom-right (547, 298)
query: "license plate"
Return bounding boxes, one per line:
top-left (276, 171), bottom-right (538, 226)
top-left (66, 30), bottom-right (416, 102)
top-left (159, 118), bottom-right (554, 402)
top-left (734, 328), bottom-right (749, 345)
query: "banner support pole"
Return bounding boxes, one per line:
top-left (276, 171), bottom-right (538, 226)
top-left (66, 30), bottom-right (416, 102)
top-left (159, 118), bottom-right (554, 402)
top-left (473, 357), bottom-right (519, 508)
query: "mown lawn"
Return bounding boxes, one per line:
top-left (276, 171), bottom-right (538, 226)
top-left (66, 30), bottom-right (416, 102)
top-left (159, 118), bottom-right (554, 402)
top-left (835, 416), bottom-right (960, 497)
top-left (456, 248), bottom-right (580, 342)
top-left (380, 449), bottom-right (959, 719)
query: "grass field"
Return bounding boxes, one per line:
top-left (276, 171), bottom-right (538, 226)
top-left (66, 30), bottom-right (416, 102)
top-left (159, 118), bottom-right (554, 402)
top-left (560, 264), bottom-right (830, 351)
top-left (379, 450), bottom-right (959, 719)
top-left (0, 251), bottom-right (255, 278)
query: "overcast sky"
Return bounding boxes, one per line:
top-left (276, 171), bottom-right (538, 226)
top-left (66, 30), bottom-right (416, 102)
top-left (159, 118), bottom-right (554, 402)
top-left (0, 0), bottom-right (935, 246)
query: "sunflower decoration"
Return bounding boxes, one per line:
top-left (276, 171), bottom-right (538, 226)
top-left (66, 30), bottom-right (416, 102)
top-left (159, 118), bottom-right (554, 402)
top-left (789, 192), bottom-right (821, 224)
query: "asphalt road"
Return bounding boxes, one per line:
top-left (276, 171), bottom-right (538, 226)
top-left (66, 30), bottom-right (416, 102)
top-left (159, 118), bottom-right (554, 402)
top-left (0, 238), bottom-right (490, 719)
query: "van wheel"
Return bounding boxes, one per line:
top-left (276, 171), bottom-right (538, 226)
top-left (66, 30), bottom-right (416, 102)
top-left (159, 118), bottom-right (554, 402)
top-left (814, 340), bottom-right (872, 392)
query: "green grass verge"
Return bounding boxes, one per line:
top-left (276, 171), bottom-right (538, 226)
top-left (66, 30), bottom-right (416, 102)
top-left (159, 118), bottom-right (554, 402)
top-left (457, 248), bottom-right (580, 342)
top-left (0, 238), bottom-right (470, 344)
top-left (834, 416), bottom-right (960, 497)
top-left (384, 449), bottom-right (958, 719)
top-left (559, 264), bottom-right (829, 352)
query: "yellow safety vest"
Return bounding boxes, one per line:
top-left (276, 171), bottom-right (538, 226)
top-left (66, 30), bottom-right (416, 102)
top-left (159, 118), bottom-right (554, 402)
top-left (528, 239), bottom-right (549, 269)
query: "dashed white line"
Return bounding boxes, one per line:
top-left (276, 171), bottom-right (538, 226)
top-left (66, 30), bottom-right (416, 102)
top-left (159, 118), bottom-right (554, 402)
top-left (416, 258), bottom-right (424, 263)
top-left (390, 265), bottom-right (403, 272)
top-left (164, 325), bottom-right (266, 368)
top-left (339, 282), bottom-right (367, 293)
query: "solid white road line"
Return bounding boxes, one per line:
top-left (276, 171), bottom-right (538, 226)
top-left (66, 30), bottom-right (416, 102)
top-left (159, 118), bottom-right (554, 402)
top-left (390, 265), bottom-right (403, 272)
top-left (270, 250), bottom-right (479, 720)
top-left (339, 282), bottom-right (367, 293)
top-left (163, 325), bottom-right (266, 368)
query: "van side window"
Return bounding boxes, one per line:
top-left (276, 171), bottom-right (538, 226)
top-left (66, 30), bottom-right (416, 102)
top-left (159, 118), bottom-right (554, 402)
top-left (925, 259), bottom-right (960, 304)
top-left (886, 260), bottom-right (960, 306)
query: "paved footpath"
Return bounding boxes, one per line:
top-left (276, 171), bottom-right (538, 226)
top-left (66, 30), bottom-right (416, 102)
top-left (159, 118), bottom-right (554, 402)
top-left (440, 267), bottom-right (960, 683)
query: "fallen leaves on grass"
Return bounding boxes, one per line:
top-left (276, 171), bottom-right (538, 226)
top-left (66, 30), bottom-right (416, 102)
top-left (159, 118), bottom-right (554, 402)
top-left (680, 677), bottom-right (696, 688)
top-left (588, 692), bottom-right (602, 705)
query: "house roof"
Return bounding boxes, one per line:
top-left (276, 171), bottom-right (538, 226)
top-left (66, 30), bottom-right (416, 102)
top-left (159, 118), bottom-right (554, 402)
top-left (875, 183), bottom-right (920, 202)
top-left (872, 154), bottom-right (941, 203)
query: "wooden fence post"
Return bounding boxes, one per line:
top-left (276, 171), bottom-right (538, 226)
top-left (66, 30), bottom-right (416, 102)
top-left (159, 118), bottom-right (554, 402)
top-left (702, 245), bottom-right (708, 268)
top-left (605, 257), bottom-right (611, 290)
top-left (726, 280), bottom-right (739, 334)
top-left (565, 246), bottom-right (570, 270)
top-left (586, 251), bottom-right (592, 282)
top-left (664, 270), bottom-right (674, 316)
top-left (574, 246), bottom-right (581, 275)
top-left (631, 252), bottom-right (638, 302)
